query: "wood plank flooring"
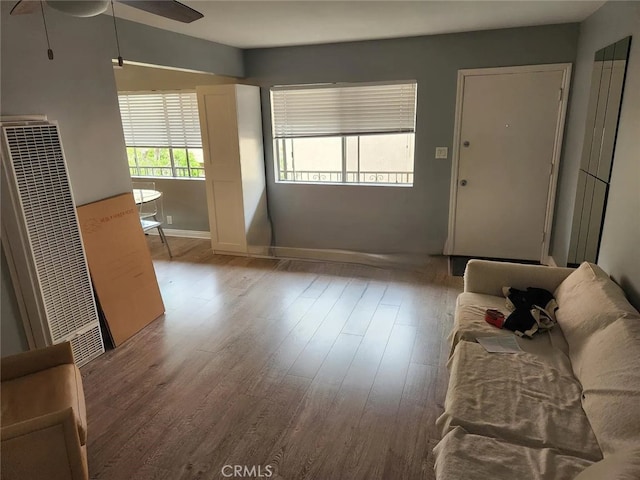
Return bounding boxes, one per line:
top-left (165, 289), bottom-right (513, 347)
top-left (82, 237), bottom-right (462, 480)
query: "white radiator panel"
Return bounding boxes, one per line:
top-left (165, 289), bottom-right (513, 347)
top-left (1, 122), bottom-right (104, 366)
top-left (70, 324), bottom-right (104, 367)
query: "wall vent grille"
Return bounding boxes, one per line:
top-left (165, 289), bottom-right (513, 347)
top-left (69, 324), bottom-right (104, 367)
top-left (2, 123), bottom-right (104, 365)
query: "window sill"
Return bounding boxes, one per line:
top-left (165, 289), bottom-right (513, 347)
top-left (131, 176), bottom-right (205, 181)
top-left (274, 180), bottom-right (413, 188)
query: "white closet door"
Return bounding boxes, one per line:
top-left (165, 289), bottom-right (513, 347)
top-left (198, 86), bottom-right (247, 253)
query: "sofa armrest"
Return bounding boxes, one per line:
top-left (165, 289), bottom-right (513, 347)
top-left (1, 342), bottom-right (75, 382)
top-left (1, 407), bottom-right (88, 480)
top-left (463, 260), bottom-right (574, 296)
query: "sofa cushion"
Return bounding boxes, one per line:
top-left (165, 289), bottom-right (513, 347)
top-left (573, 449), bottom-right (640, 480)
top-left (433, 426), bottom-right (593, 480)
top-left (457, 292), bottom-right (507, 310)
top-left (450, 293), bottom-right (509, 353)
top-left (574, 316), bottom-right (640, 456)
top-left (554, 263), bottom-right (638, 366)
top-left (463, 259), bottom-right (574, 297)
top-left (451, 293), bottom-right (572, 364)
top-left (437, 341), bottom-right (602, 460)
top-left (1, 364), bottom-right (87, 445)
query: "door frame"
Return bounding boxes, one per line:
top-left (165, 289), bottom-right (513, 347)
top-left (445, 63), bottom-right (572, 264)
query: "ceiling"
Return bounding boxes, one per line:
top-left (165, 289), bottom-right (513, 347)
top-left (110, 1), bottom-right (605, 49)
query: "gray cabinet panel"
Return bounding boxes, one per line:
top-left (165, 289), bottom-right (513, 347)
top-left (574, 173), bottom-right (595, 263)
top-left (568, 36), bottom-right (631, 265)
top-left (568, 171), bottom-right (588, 264)
top-left (586, 45), bottom-right (614, 177)
top-left (597, 37), bottom-right (632, 182)
top-left (584, 178), bottom-right (608, 263)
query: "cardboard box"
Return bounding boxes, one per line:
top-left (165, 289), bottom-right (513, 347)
top-left (77, 193), bottom-right (164, 346)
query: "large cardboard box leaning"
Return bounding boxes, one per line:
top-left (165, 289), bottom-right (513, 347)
top-left (77, 192), bottom-right (164, 346)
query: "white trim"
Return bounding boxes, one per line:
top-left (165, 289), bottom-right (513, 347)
top-left (117, 89), bottom-right (196, 95)
top-left (544, 255), bottom-right (559, 267)
top-left (146, 228), bottom-right (210, 239)
top-left (541, 64), bottom-right (572, 263)
top-left (112, 59), bottom-right (223, 77)
top-left (445, 69), bottom-right (466, 255)
top-left (246, 245), bottom-right (273, 257)
top-left (143, 235), bottom-right (433, 270)
top-left (272, 246), bottom-right (432, 269)
top-left (208, 247), bottom-right (273, 258)
top-left (130, 175), bottom-right (205, 182)
top-left (0, 115), bottom-right (48, 124)
top-left (275, 180), bottom-right (413, 188)
top-left (271, 80), bottom-right (418, 91)
top-left (445, 63), bottom-right (572, 263)
top-left (456, 63), bottom-right (571, 77)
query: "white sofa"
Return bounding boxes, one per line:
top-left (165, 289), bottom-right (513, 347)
top-left (434, 260), bottom-right (640, 480)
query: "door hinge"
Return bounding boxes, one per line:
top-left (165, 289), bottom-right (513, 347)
top-left (542, 231), bottom-right (546, 243)
top-left (558, 88), bottom-right (563, 102)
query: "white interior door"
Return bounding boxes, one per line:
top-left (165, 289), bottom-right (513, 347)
top-left (450, 66), bottom-right (569, 261)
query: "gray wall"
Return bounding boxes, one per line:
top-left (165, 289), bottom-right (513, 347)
top-left (1, 4), bottom-right (243, 206)
top-left (134, 178), bottom-right (210, 232)
top-left (117, 21), bottom-right (243, 77)
top-left (1, 247), bottom-right (29, 357)
top-left (0, 3), bottom-right (242, 351)
top-left (551, 1), bottom-right (640, 308)
top-left (245, 24), bottom-right (579, 254)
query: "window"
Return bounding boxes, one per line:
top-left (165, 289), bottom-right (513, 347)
top-left (118, 91), bottom-right (204, 178)
top-left (271, 81), bottom-right (417, 185)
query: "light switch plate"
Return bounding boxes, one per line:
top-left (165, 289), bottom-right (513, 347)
top-left (435, 147), bottom-right (448, 159)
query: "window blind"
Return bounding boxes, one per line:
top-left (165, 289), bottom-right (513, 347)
top-left (271, 82), bottom-right (417, 139)
top-left (118, 91), bottom-right (202, 148)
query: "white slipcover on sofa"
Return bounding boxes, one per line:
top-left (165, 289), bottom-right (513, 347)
top-left (434, 260), bottom-right (640, 480)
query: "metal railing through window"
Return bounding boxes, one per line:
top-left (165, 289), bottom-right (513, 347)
top-left (127, 146), bottom-right (205, 179)
top-left (278, 170), bottom-right (413, 185)
top-left (129, 166), bottom-right (205, 178)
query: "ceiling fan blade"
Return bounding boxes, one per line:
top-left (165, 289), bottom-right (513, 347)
top-left (10, 0), bottom-right (41, 15)
top-left (117, 1), bottom-right (203, 23)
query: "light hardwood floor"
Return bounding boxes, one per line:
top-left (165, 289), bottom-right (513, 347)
top-left (82, 237), bottom-right (462, 480)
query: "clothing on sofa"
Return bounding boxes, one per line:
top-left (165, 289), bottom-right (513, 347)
top-left (501, 286), bottom-right (558, 338)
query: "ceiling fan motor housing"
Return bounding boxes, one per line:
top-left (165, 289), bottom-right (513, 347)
top-left (47, 0), bottom-right (110, 18)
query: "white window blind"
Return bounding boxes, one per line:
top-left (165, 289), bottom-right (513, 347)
top-left (271, 81), bottom-right (417, 139)
top-left (118, 91), bottom-right (202, 148)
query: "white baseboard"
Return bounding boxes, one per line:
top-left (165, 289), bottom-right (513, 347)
top-left (144, 235), bottom-right (433, 269)
top-left (247, 245), bottom-right (273, 257)
top-left (272, 246), bottom-right (433, 269)
top-left (146, 228), bottom-right (211, 239)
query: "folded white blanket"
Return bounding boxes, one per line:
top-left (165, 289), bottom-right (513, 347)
top-left (434, 427), bottom-right (593, 480)
top-left (437, 341), bottom-right (602, 461)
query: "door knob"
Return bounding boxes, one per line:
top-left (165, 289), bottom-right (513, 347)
top-left (463, 141), bottom-right (470, 147)
top-left (460, 179), bottom-right (468, 186)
